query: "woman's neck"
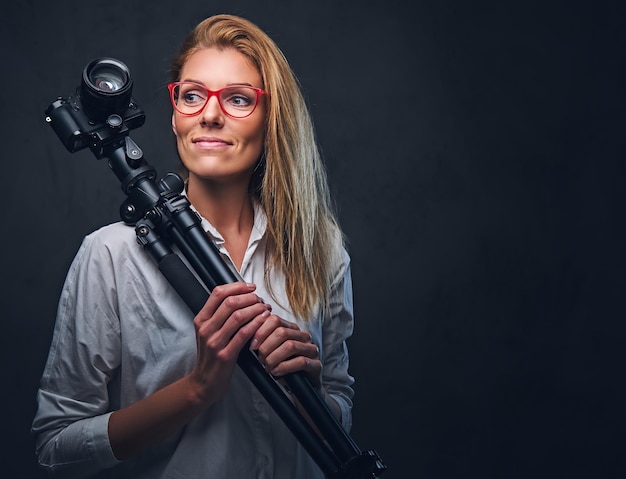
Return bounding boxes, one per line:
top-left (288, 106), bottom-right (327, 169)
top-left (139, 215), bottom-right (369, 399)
top-left (186, 175), bottom-right (254, 269)
top-left (187, 176), bottom-right (253, 231)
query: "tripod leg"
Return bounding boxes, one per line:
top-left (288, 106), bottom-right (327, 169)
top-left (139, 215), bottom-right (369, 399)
top-left (137, 220), bottom-right (344, 476)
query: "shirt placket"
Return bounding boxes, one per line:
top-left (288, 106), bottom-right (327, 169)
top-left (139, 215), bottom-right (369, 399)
top-left (251, 385), bottom-right (274, 478)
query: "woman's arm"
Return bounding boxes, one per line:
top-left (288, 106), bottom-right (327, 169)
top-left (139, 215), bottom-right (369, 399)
top-left (33, 229), bottom-right (270, 475)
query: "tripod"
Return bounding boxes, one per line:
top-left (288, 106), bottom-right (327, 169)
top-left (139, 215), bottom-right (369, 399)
top-left (99, 135), bottom-right (387, 478)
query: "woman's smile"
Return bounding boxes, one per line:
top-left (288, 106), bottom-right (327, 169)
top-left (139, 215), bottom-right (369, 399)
top-left (192, 136), bottom-right (233, 149)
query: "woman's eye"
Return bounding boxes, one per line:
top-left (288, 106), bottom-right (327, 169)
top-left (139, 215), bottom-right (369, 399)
top-left (226, 94), bottom-right (252, 106)
top-left (221, 87), bottom-right (256, 108)
top-left (182, 91), bottom-right (205, 104)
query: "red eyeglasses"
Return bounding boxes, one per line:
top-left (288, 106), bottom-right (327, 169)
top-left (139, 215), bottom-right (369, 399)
top-left (168, 81), bottom-right (266, 118)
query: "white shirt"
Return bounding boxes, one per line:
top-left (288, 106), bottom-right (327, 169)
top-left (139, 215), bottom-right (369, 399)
top-left (32, 202), bottom-right (355, 478)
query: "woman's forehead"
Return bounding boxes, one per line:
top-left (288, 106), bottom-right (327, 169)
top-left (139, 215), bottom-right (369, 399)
top-left (180, 47), bottom-right (262, 88)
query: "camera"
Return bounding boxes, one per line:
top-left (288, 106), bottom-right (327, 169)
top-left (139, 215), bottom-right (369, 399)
top-left (45, 57), bottom-right (145, 158)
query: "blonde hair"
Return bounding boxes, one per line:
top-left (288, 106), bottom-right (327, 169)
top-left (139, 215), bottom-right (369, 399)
top-left (170, 14), bottom-right (344, 319)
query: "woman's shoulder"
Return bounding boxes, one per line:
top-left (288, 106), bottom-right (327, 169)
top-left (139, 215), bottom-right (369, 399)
top-left (83, 221), bottom-right (139, 248)
top-left (329, 232), bottom-right (352, 284)
top-left (69, 221), bottom-right (161, 279)
top-left (75, 221), bottom-right (143, 263)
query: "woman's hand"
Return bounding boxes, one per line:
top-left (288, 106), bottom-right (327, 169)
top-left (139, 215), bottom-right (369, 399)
top-left (189, 282), bottom-right (271, 405)
top-left (108, 282), bottom-right (270, 460)
top-left (250, 314), bottom-right (322, 389)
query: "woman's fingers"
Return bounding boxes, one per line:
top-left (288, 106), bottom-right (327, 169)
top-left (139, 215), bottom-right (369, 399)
top-left (194, 282), bottom-right (270, 336)
top-left (249, 314), bottom-right (321, 386)
top-left (195, 282), bottom-right (257, 322)
top-left (249, 314), bottom-right (298, 351)
top-left (221, 308), bottom-right (271, 355)
top-left (268, 346), bottom-right (322, 389)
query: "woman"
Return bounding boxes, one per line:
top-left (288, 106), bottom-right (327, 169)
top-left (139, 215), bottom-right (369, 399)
top-left (32, 13), bottom-right (355, 479)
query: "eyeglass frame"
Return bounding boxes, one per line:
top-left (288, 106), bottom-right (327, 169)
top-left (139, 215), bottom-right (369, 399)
top-left (167, 81), bottom-right (266, 119)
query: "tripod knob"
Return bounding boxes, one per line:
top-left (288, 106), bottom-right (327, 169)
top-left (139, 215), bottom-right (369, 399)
top-left (159, 172), bottom-right (185, 194)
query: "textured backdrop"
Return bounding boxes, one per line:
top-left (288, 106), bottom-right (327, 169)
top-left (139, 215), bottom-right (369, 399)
top-left (2, 1), bottom-right (625, 478)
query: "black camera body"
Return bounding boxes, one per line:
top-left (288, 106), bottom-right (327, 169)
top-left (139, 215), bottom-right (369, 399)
top-left (45, 57), bottom-right (145, 158)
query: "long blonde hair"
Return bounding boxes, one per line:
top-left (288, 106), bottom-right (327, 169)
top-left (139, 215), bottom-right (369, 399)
top-left (170, 14), bottom-right (344, 319)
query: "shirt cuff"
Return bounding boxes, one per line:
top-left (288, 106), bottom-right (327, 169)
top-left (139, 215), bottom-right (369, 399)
top-left (89, 412), bottom-right (121, 469)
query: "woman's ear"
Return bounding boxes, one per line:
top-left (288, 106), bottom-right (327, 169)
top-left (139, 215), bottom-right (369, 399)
top-left (171, 113), bottom-right (178, 136)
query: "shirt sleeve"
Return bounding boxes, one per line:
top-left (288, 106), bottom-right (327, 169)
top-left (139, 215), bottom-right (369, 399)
top-left (31, 232), bottom-right (123, 477)
top-left (319, 246), bottom-right (356, 432)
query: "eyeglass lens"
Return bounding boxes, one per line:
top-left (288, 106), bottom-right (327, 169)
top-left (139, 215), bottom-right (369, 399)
top-left (172, 83), bottom-right (259, 117)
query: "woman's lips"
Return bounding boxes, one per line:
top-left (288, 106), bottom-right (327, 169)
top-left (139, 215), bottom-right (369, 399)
top-left (192, 137), bottom-right (231, 149)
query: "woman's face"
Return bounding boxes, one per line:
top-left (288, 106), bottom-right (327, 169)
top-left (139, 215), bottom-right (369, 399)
top-left (171, 47), bottom-right (266, 186)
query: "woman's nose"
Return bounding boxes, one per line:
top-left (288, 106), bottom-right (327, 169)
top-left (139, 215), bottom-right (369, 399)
top-left (200, 95), bottom-right (224, 125)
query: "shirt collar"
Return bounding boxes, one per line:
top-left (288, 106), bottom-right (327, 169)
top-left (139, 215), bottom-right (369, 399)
top-left (181, 188), bottom-right (267, 246)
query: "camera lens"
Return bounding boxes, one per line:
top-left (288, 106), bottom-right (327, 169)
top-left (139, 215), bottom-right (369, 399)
top-left (80, 57), bottom-right (134, 120)
top-left (88, 62), bottom-right (128, 93)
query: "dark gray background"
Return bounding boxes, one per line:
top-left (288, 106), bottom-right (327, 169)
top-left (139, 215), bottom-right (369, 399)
top-left (2, 1), bottom-right (625, 478)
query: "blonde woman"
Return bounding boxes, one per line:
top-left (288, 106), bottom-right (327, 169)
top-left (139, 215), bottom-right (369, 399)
top-left (33, 14), bottom-right (355, 479)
